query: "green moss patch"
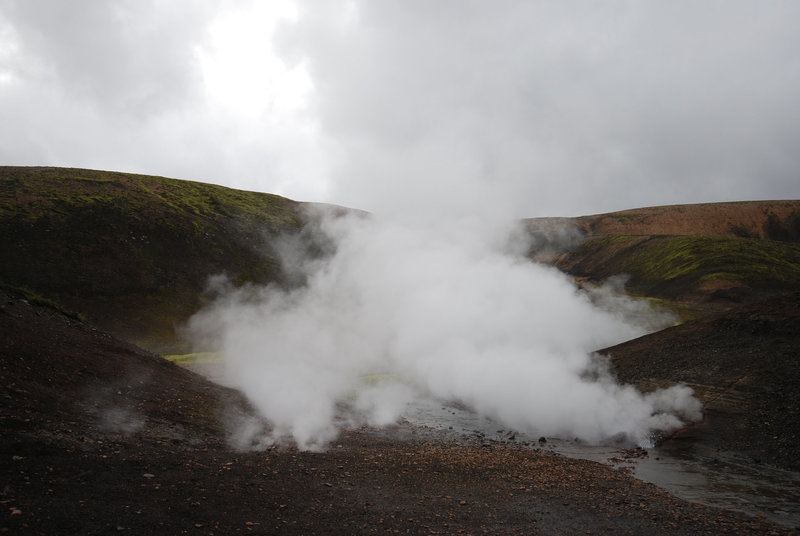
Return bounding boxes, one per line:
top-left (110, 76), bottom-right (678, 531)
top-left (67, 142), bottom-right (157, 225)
top-left (163, 352), bottom-right (222, 365)
top-left (568, 234), bottom-right (800, 300)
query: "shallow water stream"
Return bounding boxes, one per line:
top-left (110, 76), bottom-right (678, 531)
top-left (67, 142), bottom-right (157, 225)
top-left (400, 396), bottom-right (800, 529)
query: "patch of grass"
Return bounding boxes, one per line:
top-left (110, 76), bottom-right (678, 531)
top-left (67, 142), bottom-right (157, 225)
top-left (163, 352), bottom-right (222, 364)
top-left (573, 235), bottom-right (800, 299)
top-left (0, 284), bottom-right (87, 322)
top-left (636, 236), bottom-right (800, 285)
top-left (359, 373), bottom-right (404, 385)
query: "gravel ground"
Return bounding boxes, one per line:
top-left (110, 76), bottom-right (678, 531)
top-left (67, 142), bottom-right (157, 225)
top-left (1, 287), bottom-right (796, 535)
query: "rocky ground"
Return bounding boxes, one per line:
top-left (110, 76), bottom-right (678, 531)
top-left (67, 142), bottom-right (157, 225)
top-left (1, 286), bottom-right (797, 535)
top-left (600, 291), bottom-right (800, 472)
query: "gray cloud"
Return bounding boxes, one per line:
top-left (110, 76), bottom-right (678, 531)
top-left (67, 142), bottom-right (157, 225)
top-left (280, 0), bottom-right (800, 216)
top-left (1, 1), bottom-right (798, 215)
top-left (1, 0), bottom-right (215, 118)
top-left (0, 0), bottom-right (326, 199)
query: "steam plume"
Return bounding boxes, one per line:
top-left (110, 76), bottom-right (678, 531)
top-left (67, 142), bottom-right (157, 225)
top-left (189, 210), bottom-right (700, 450)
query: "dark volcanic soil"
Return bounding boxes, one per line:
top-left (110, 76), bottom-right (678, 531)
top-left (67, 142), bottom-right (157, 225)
top-left (600, 291), bottom-right (800, 472)
top-left (1, 287), bottom-right (796, 535)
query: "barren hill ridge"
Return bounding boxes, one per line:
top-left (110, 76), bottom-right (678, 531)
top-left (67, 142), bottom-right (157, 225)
top-left (575, 201), bottom-right (800, 239)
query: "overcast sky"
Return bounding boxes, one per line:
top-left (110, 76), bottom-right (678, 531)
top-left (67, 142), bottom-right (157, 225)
top-left (1, 0), bottom-right (798, 217)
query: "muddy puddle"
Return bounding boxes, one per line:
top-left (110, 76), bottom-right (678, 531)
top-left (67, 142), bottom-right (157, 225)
top-left (398, 396), bottom-right (800, 529)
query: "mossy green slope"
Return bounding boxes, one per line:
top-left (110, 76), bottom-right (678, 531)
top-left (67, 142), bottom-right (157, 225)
top-left (0, 166), bottom-right (307, 351)
top-left (558, 233), bottom-right (800, 305)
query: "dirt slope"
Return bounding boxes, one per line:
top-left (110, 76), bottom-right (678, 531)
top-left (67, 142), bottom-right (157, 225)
top-left (1, 286), bottom-right (792, 535)
top-left (600, 291), bottom-right (800, 471)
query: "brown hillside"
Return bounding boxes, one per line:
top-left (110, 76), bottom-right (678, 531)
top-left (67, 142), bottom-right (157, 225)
top-left (575, 200), bottom-right (800, 239)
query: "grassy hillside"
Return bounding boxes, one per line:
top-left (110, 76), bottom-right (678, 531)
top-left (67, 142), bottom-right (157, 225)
top-left (558, 234), bottom-right (800, 303)
top-left (526, 201), bottom-right (800, 313)
top-left (0, 167), bottom-right (309, 351)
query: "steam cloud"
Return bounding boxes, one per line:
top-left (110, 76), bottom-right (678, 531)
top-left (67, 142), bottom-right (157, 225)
top-left (189, 210), bottom-right (700, 450)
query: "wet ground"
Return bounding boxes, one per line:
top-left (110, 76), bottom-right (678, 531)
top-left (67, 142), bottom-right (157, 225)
top-left (400, 396), bottom-right (800, 529)
top-left (184, 359), bottom-right (800, 530)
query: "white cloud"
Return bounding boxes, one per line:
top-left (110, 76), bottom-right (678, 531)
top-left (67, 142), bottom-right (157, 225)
top-left (198, 1), bottom-right (308, 116)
